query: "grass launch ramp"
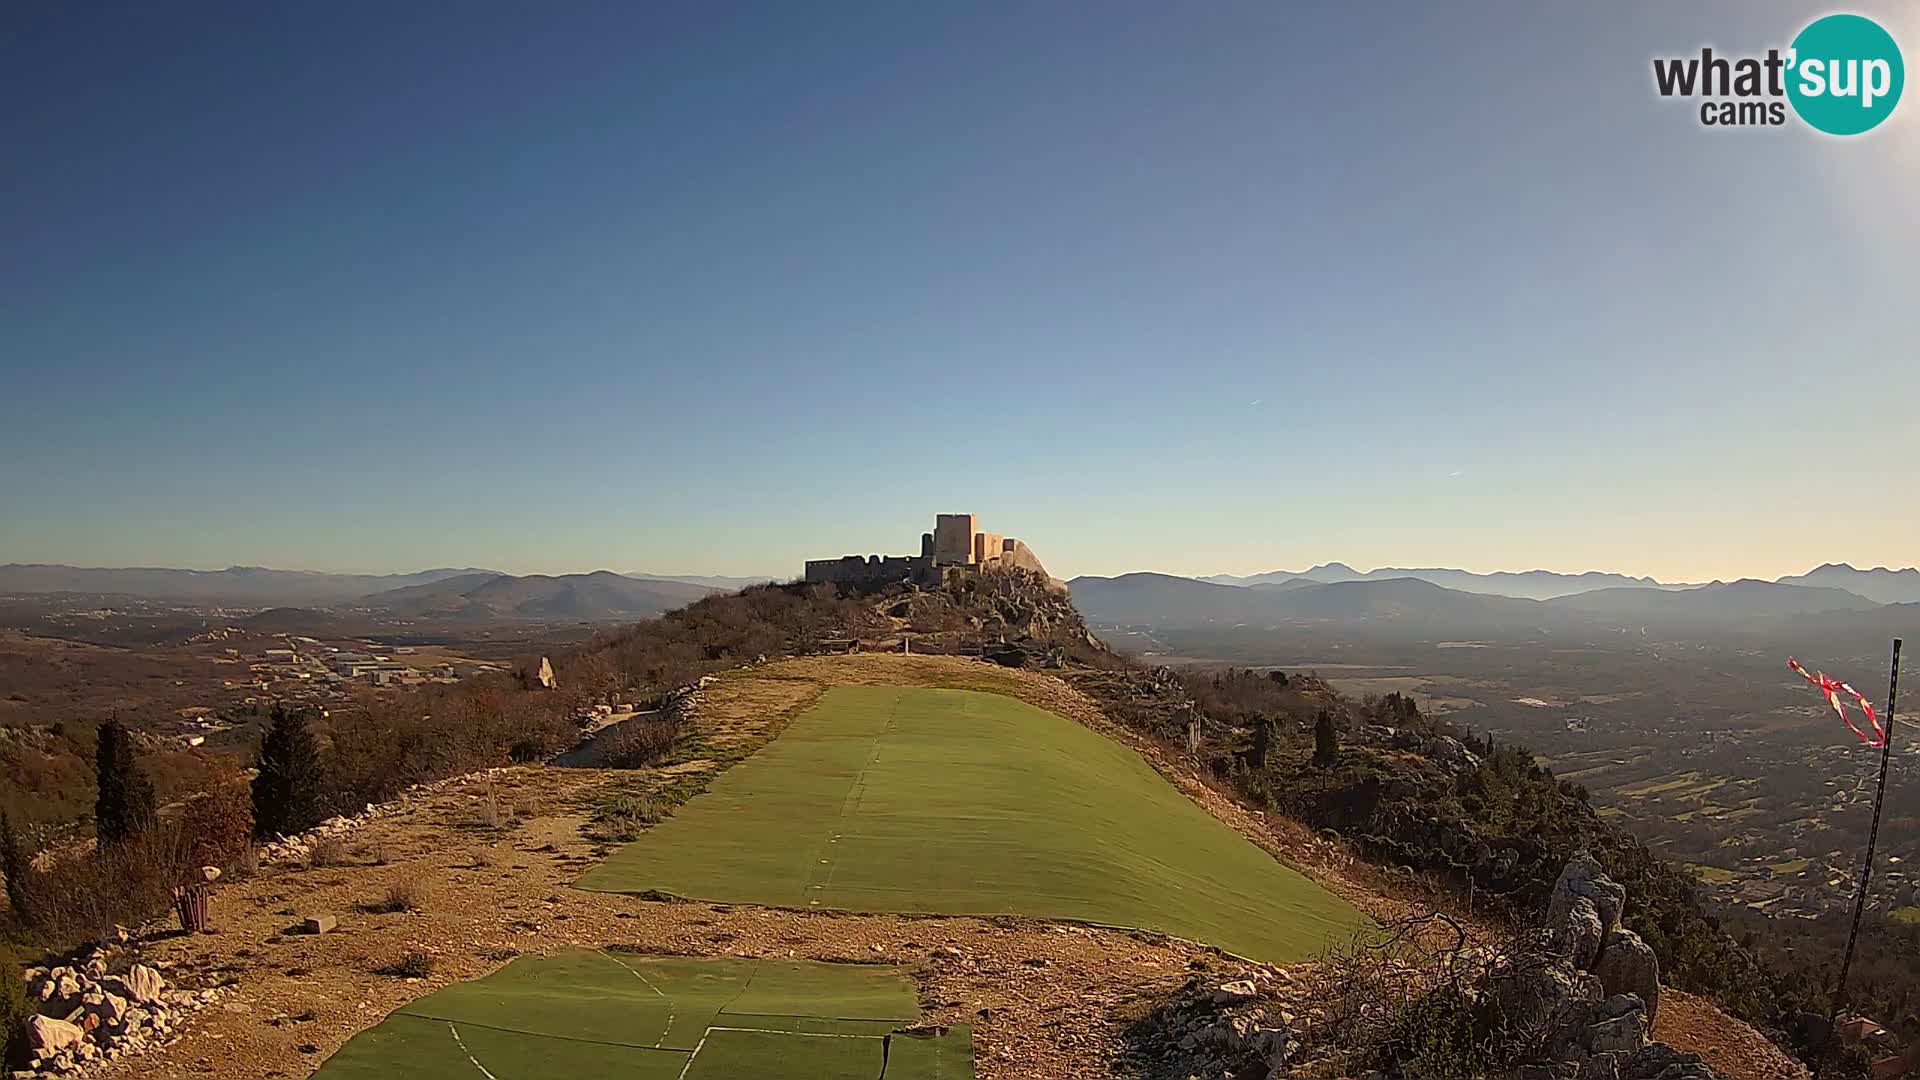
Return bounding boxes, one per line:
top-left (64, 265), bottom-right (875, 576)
top-left (313, 950), bottom-right (972, 1079)
top-left (580, 685), bottom-right (1368, 962)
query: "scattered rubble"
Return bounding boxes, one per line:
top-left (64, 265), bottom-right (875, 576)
top-left (1127, 965), bottom-right (1309, 1080)
top-left (16, 947), bottom-right (226, 1077)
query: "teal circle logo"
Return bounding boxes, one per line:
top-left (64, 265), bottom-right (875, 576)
top-left (1787, 14), bottom-right (1904, 135)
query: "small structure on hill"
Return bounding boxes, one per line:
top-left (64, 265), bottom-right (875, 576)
top-left (804, 513), bottom-right (1048, 589)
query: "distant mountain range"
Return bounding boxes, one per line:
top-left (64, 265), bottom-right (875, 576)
top-left (0, 563), bottom-right (767, 619)
top-left (628, 573), bottom-right (781, 590)
top-left (0, 564), bottom-right (498, 607)
top-left (347, 571), bottom-right (717, 621)
top-left (1199, 561), bottom-right (1920, 603)
top-left (1069, 571), bottom-right (1895, 636)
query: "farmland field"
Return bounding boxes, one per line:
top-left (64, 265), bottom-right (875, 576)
top-left (578, 685), bottom-right (1367, 962)
top-left (313, 951), bottom-right (970, 1079)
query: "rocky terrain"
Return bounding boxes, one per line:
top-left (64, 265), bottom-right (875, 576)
top-left (0, 604), bottom-right (1811, 1080)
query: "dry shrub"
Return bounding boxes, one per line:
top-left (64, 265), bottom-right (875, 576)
top-left (359, 877), bottom-right (428, 914)
top-left (326, 683), bottom-right (577, 811)
top-left (373, 950), bottom-right (434, 978)
top-left (1294, 914), bottom-right (1505, 1079)
top-left (598, 715), bottom-right (685, 769)
top-left (231, 844), bottom-right (260, 881)
top-left (306, 836), bottom-right (350, 869)
top-left (476, 782), bottom-right (502, 829)
top-left (178, 779), bottom-right (253, 872)
top-left (15, 826), bottom-right (192, 946)
top-left (587, 792), bottom-right (662, 843)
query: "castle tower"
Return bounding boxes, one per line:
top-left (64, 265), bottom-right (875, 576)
top-left (933, 514), bottom-right (978, 565)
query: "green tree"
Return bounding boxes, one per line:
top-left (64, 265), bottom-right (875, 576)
top-left (252, 706), bottom-right (327, 839)
top-left (1248, 715), bottom-right (1274, 770)
top-left (1313, 709), bottom-right (1339, 766)
top-left (0, 945), bottom-right (29, 1070)
top-left (0, 813), bottom-right (29, 928)
top-left (94, 719), bottom-right (157, 845)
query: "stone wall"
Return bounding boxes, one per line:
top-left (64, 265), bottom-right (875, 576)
top-left (803, 554), bottom-right (937, 588)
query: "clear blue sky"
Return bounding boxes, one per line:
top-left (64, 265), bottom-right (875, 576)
top-left (4, 3), bottom-right (1916, 582)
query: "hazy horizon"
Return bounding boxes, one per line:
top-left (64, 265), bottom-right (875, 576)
top-left (6, 549), bottom-right (1915, 588)
top-left (7, 3), bottom-right (1918, 583)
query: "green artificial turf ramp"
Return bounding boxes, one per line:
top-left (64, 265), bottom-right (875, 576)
top-left (683, 1028), bottom-right (882, 1079)
top-left (312, 951), bottom-right (952, 1079)
top-left (885, 1026), bottom-right (977, 1079)
top-left (578, 685), bottom-right (1368, 962)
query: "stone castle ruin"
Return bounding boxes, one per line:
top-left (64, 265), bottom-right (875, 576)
top-left (804, 513), bottom-right (1048, 589)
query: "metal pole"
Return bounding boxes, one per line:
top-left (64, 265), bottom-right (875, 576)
top-left (1816, 638), bottom-right (1902, 1080)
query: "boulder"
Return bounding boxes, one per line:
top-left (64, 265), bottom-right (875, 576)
top-left (1211, 979), bottom-right (1260, 1005)
top-left (1556, 894), bottom-right (1605, 969)
top-left (1487, 955), bottom-right (1600, 1038)
top-left (118, 964), bottom-right (167, 1005)
top-left (1586, 997), bottom-right (1651, 1053)
top-left (1549, 852), bottom-right (1625, 948)
top-left (26, 1014), bottom-right (85, 1055)
top-left (303, 914), bottom-right (338, 934)
top-left (1593, 930), bottom-right (1660, 1021)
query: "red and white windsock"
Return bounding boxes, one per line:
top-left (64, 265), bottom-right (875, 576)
top-left (1788, 657), bottom-right (1885, 747)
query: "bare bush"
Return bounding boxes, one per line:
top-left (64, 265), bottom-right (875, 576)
top-left (178, 777), bottom-right (253, 872)
top-left (1293, 914), bottom-right (1508, 1078)
top-left (587, 792), bottom-right (662, 843)
top-left (598, 715), bottom-right (685, 769)
top-left (15, 825), bottom-right (192, 945)
top-left (359, 878), bottom-right (428, 914)
top-left (373, 950), bottom-right (435, 978)
top-left (306, 836), bottom-right (350, 868)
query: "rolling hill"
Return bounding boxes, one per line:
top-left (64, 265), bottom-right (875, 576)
top-left (1541, 579), bottom-right (1881, 622)
top-left (1069, 572), bottom-right (1549, 631)
top-left (1202, 563), bottom-right (1681, 600)
top-left (1774, 563), bottom-right (1920, 605)
top-left (0, 564), bottom-right (499, 607)
top-left (349, 571), bottom-right (717, 621)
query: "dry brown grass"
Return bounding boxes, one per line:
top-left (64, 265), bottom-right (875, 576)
top-left (306, 837), bottom-right (350, 869)
top-left (357, 877), bottom-right (429, 915)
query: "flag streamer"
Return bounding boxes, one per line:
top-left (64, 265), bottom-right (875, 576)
top-left (1788, 657), bottom-right (1885, 746)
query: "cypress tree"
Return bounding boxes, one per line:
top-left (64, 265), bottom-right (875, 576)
top-left (252, 706), bottom-right (326, 839)
top-left (1313, 709), bottom-right (1339, 767)
top-left (0, 813), bottom-right (30, 928)
top-left (94, 719), bottom-right (157, 845)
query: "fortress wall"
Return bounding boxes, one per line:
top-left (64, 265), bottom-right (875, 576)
top-left (804, 554), bottom-right (935, 587)
top-left (972, 532), bottom-right (1005, 565)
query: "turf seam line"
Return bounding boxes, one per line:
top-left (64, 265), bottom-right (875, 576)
top-left (804, 692), bottom-right (900, 904)
top-left (446, 1023), bottom-right (503, 1080)
top-left (597, 948), bottom-right (676, 1048)
top-left (704, 1025), bottom-right (886, 1040)
top-left (396, 1013), bottom-right (695, 1053)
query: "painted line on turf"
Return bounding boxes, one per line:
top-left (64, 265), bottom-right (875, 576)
top-left (447, 1023), bottom-right (502, 1080)
top-left (598, 949), bottom-right (676, 1048)
top-left (675, 1025), bottom-right (891, 1080)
